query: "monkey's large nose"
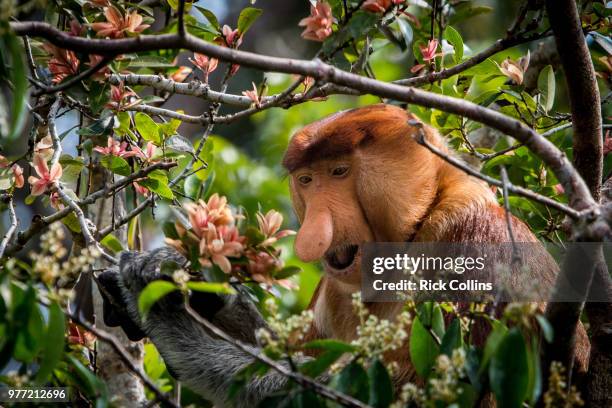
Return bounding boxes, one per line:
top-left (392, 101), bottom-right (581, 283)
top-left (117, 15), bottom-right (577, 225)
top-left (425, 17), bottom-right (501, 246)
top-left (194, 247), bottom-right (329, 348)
top-left (295, 204), bottom-right (333, 262)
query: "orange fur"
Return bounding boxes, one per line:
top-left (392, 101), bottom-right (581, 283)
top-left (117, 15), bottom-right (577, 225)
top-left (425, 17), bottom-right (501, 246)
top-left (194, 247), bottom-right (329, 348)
top-left (283, 104), bottom-right (589, 389)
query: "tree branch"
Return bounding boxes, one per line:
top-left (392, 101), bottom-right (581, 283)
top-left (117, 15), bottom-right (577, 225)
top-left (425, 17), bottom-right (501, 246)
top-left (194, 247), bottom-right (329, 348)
top-left (0, 195), bottom-right (18, 260)
top-left (32, 56), bottom-right (114, 96)
top-left (412, 126), bottom-right (582, 219)
top-left (65, 308), bottom-right (179, 408)
top-left (183, 303), bottom-right (368, 408)
top-left (8, 21), bottom-right (595, 212)
top-left (2, 162), bottom-right (174, 259)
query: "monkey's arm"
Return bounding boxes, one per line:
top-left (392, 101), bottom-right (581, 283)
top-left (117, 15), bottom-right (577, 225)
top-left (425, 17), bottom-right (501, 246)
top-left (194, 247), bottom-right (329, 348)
top-left (97, 248), bottom-right (306, 406)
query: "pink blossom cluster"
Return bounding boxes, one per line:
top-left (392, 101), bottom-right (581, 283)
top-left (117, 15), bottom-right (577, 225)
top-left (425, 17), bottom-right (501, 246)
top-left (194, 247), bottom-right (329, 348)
top-left (165, 194), bottom-right (295, 286)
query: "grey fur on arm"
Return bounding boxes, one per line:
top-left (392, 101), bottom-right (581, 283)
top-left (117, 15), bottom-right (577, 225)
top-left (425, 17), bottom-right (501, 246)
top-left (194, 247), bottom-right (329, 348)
top-left (98, 247), bottom-right (307, 407)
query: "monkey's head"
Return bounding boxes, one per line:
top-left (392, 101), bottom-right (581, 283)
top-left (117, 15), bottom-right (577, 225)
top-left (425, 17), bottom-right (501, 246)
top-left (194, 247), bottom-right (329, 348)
top-left (283, 104), bottom-right (451, 286)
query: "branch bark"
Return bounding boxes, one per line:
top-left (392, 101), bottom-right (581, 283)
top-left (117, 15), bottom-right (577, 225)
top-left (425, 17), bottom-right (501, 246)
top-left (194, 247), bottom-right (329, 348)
top-left (8, 21), bottom-right (596, 212)
top-left (543, 1), bottom-right (605, 403)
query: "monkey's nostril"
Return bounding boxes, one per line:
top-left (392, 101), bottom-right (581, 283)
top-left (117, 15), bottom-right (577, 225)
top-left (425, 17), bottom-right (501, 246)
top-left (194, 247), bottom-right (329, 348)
top-left (325, 245), bottom-right (359, 270)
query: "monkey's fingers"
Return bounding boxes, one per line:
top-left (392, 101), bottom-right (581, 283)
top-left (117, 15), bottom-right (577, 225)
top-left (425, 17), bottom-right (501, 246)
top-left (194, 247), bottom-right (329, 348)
top-left (96, 269), bottom-right (147, 341)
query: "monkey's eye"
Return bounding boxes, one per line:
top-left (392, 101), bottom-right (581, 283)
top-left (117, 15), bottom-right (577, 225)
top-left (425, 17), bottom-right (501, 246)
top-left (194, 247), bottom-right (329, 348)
top-left (297, 175), bottom-right (312, 185)
top-left (331, 165), bottom-right (350, 177)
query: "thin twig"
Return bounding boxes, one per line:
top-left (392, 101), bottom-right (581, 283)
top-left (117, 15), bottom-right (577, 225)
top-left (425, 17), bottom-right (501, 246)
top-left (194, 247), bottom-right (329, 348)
top-left (46, 97), bottom-right (116, 263)
top-left (32, 56), bottom-right (114, 96)
top-left (65, 308), bottom-right (180, 408)
top-left (2, 162), bottom-right (174, 258)
top-left (500, 166), bottom-right (521, 264)
top-left (183, 303), bottom-right (369, 408)
top-left (412, 126), bottom-right (582, 219)
top-left (9, 21), bottom-right (595, 212)
top-left (0, 196), bottom-right (18, 259)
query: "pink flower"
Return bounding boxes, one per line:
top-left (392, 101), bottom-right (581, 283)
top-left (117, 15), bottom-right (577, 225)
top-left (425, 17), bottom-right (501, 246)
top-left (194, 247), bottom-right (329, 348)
top-left (133, 181), bottom-right (149, 196)
top-left (185, 194), bottom-right (235, 237)
top-left (199, 223), bottom-right (245, 274)
top-left (554, 184), bottom-right (565, 195)
top-left (299, 2), bottom-right (333, 42)
top-left (189, 53), bottom-right (218, 82)
top-left (11, 164), bottom-right (24, 188)
top-left (43, 44), bottom-right (80, 83)
top-left (170, 66), bottom-right (193, 83)
top-left (499, 51), bottom-right (530, 85)
top-left (94, 137), bottom-right (139, 158)
top-left (132, 141), bottom-right (159, 163)
top-left (88, 55), bottom-right (111, 81)
top-left (69, 20), bottom-right (84, 36)
top-left (91, 7), bottom-right (150, 38)
top-left (222, 25), bottom-right (242, 48)
top-left (49, 191), bottom-right (63, 209)
top-left (420, 39), bottom-right (441, 62)
top-left (34, 135), bottom-right (55, 161)
top-left (256, 210), bottom-right (295, 246)
top-left (0, 155), bottom-right (9, 168)
top-left (28, 154), bottom-right (62, 196)
top-left (107, 83), bottom-right (137, 109)
top-left (361, 0), bottom-right (400, 13)
top-left (247, 250), bottom-right (282, 282)
top-left (242, 82), bottom-right (263, 108)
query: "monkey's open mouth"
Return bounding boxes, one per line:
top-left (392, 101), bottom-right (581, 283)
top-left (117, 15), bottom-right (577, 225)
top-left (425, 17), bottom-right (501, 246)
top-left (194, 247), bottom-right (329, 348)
top-left (324, 244), bottom-right (359, 271)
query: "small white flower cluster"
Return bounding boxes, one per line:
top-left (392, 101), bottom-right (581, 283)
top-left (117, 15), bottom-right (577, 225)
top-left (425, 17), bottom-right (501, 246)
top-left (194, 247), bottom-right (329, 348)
top-left (29, 223), bottom-right (100, 287)
top-left (172, 268), bottom-right (191, 288)
top-left (503, 302), bottom-right (539, 328)
top-left (255, 298), bottom-right (314, 354)
top-left (390, 382), bottom-right (425, 408)
top-left (428, 348), bottom-right (466, 403)
top-left (350, 292), bottom-right (411, 366)
top-left (543, 361), bottom-right (584, 408)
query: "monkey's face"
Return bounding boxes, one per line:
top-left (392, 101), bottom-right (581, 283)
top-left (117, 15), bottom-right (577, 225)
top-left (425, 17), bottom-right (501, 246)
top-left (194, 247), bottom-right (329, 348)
top-left (289, 156), bottom-right (374, 286)
top-left (283, 104), bottom-right (444, 288)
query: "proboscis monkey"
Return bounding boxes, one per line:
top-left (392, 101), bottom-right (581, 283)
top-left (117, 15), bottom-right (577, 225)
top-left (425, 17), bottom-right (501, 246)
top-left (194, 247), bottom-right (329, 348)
top-left (99, 104), bottom-right (589, 406)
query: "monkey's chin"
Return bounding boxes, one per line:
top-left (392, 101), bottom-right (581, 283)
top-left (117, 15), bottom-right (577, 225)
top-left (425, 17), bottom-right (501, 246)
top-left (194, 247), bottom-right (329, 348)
top-left (323, 245), bottom-right (362, 284)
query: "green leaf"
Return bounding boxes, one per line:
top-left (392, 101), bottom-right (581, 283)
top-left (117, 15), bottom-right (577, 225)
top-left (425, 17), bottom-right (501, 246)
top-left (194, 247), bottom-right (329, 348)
top-left (34, 302), bottom-right (65, 384)
top-left (302, 339), bottom-right (356, 353)
top-left (489, 328), bottom-right (529, 408)
top-left (480, 320), bottom-right (508, 374)
top-left (444, 26), bottom-right (464, 62)
top-left (409, 316), bottom-right (440, 378)
top-left (67, 354), bottom-right (109, 404)
top-left (184, 173), bottom-right (201, 199)
top-left (463, 58), bottom-right (498, 76)
top-left (100, 155), bottom-right (131, 176)
top-left (300, 349), bottom-right (345, 377)
top-left (1, 31), bottom-right (28, 141)
top-left (100, 234), bottom-right (125, 253)
top-left (536, 315), bottom-right (554, 343)
top-left (274, 266), bottom-right (301, 280)
top-left (138, 281), bottom-right (178, 319)
top-left (237, 7), bottom-right (263, 34)
top-left (347, 10), bottom-right (378, 39)
top-left (368, 359), bottom-right (393, 408)
top-left (396, 18), bottom-right (413, 51)
top-left (78, 114), bottom-right (115, 137)
top-left (440, 318), bottom-right (463, 356)
top-left (195, 6), bottom-right (221, 32)
top-left (333, 361), bottom-right (369, 402)
top-left (537, 65), bottom-right (556, 112)
top-left (431, 303), bottom-right (445, 340)
top-left (139, 177), bottom-right (174, 200)
top-left (166, 134), bottom-right (194, 154)
top-left (134, 112), bottom-right (162, 144)
top-left (526, 337), bottom-right (542, 404)
top-left (449, 4), bottom-right (493, 25)
top-left (187, 281), bottom-right (236, 295)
